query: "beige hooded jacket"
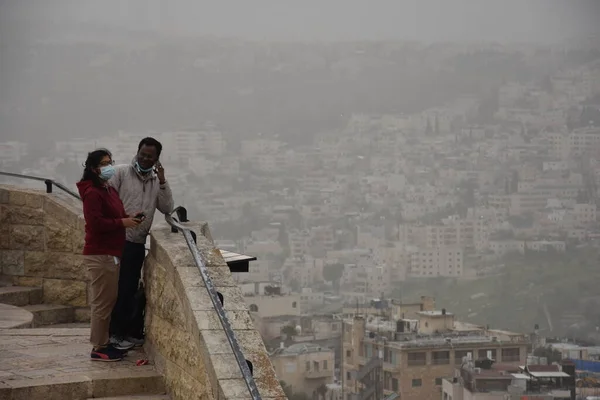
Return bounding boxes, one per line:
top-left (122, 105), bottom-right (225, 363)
top-left (108, 158), bottom-right (174, 244)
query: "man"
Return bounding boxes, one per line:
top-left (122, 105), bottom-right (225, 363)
top-left (108, 137), bottom-right (174, 349)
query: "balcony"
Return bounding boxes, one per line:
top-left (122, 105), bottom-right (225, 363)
top-left (305, 369), bottom-right (332, 379)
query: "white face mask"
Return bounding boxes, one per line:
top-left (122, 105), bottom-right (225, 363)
top-left (100, 165), bottom-right (116, 180)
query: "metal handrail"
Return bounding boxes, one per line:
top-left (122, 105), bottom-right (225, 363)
top-left (0, 171), bottom-right (81, 200)
top-left (165, 207), bottom-right (261, 400)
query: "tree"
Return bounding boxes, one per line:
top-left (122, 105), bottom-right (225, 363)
top-left (280, 381), bottom-right (294, 399)
top-left (280, 380), bottom-right (308, 400)
top-left (533, 346), bottom-right (562, 364)
top-left (281, 324), bottom-right (298, 339)
top-left (323, 263), bottom-right (345, 293)
top-left (314, 384), bottom-right (328, 400)
top-left (289, 278), bottom-right (301, 293)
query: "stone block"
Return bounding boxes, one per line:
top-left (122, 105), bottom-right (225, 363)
top-left (24, 251), bottom-right (84, 279)
top-left (42, 278), bottom-right (87, 307)
top-left (74, 307), bottom-right (90, 322)
top-left (0, 226), bottom-right (9, 249)
top-left (45, 218), bottom-right (73, 252)
top-left (8, 190), bottom-right (44, 208)
top-left (193, 310), bottom-right (255, 331)
top-left (12, 276), bottom-right (43, 287)
top-left (9, 225), bottom-right (45, 250)
top-left (4, 205), bottom-right (45, 225)
top-left (160, 361), bottom-right (210, 400)
top-left (0, 187), bottom-right (9, 203)
top-left (43, 198), bottom-right (79, 228)
top-left (0, 205), bottom-right (7, 225)
top-left (145, 314), bottom-right (207, 383)
top-left (72, 229), bottom-right (85, 254)
top-left (8, 375), bottom-right (92, 400)
top-left (1, 250), bottom-right (25, 276)
top-left (88, 369), bottom-right (165, 398)
top-left (176, 265), bottom-right (237, 288)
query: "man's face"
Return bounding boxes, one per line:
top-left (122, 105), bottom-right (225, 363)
top-left (137, 144), bottom-right (158, 170)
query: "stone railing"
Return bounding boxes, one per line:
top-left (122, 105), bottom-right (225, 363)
top-left (0, 184), bottom-right (285, 400)
top-left (0, 185), bottom-right (90, 320)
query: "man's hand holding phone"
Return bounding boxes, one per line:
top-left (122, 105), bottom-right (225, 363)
top-left (154, 161), bottom-right (166, 185)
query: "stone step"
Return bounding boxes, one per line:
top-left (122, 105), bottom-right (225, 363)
top-left (86, 395), bottom-right (171, 400)
top-left (23, 304), bottom-right (76, 327)
top-left (0, 285), bottom-right (43, 306)
top-left (0, 303), bottom-right (33, 329)
top-left (1, 368), bottom-right (166, 400)
top-left (0, 331), bottom-right (166, 400)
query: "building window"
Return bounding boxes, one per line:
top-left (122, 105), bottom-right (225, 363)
top-left (407, 352), bottom-right (426, 366)
top-left (346, 350), bottom-right (351, 358)
top-left (478, 349), bottom-right (497, 360)
top-left (249, 304), bottom-right (259, 312)
top-left (292, 301), bottom-right (297, 308)
top-left (435, 378), bottom-right (443, 386)
top-left (501, 348), bottom-right (521, 362)
top-left (346, 371), bottom-right (351, 380)
top-left (392, 378), bottom-right (399, 391)
top-left (432, 351), bottom-right (450, 365)
top-left (454, 350), bottom-right (472, 365)
top-left (412, 379), bottom-right (422, 387)
top-left (306, 361), bottom-right (310, 371)
top-left (323, 360), bottom-right (328, 370)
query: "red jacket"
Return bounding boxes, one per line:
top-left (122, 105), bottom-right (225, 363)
top-left (76, 180), bottom-right (127, 257)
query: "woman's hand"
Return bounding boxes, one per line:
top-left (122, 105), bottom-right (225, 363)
top-left (122, 218), bottom-right (141, 228)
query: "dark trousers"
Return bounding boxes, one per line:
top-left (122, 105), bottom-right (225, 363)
top-left (109, 241), bottom-right (146, 338)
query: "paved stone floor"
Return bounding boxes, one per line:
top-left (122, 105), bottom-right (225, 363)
top-left (0, 327), bottom-right (154, 386)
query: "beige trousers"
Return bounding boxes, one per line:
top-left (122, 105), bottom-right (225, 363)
top-left (84, 255), bottom-right (120, 347)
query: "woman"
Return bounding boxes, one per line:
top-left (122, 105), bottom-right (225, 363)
top-left (76, 149), bottom-right (141, 361)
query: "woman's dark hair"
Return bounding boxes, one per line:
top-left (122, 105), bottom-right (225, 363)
top-left (137, 137), bottom-right (162, 157)
top-left (80, 148), bottom-right (112, 187)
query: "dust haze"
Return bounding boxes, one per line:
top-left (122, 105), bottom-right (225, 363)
top-left (1, 1), bottom-right (600, 399)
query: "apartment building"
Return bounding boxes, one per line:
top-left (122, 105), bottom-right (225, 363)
top-left (399, 218), bottom-right (489, 250)
top-left (408, 246), bottom-right (463, 278)
top-left (271, 343), bottom-right (335, 397)
top-left (442, 362), bottom-right (573, 400)
top-left (341, 309), bottom-right (529, 400)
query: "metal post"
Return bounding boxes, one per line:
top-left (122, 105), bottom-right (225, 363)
top-left (44, 180), bottom-right (53, 193)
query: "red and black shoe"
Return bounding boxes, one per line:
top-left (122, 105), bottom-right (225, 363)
top-left (91, 346), bottom-right (124, 362)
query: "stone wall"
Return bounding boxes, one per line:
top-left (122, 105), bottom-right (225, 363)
top-left (145, 224), bottom-right (285, 400)
top-left (0, 184), bottom-right (285, 400)
top-left (0, 185), bottom-right (90, 320)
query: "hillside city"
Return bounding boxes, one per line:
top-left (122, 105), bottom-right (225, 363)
top-left (2, 30), bottom-right (600, 400)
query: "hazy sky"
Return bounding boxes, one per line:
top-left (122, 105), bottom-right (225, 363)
top-left (1, 0), bottom-right (599, 43)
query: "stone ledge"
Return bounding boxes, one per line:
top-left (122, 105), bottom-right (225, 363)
top-left (145, 225), bottom-right (285, 400)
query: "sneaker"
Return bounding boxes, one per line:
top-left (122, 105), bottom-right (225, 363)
top-left (91, 346), bottom-right (123, 362)
top-left (109, 336), bottom-right (135, 350)
top-left (125, 336), bottom-right (145, 347)
top-left (107, 343), bottom-right (129, 356)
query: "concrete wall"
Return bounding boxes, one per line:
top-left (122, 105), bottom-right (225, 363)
top-left (0, 185), bottom-right (90, 320)
top-left (144, 224), bottom-right (285, 400)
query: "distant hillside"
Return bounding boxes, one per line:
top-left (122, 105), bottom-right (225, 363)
top-left (393, 247), bottom-right (600, 338)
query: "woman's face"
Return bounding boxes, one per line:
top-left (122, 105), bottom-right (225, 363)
top-left (96, 155), bottom-right (113, 174)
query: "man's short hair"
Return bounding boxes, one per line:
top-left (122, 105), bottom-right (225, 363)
top-left (137, 137), bottom-right (163, 157)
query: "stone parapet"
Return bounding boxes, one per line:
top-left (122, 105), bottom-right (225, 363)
top-left (145, 224), bottom-right (285, 400)
top-left (0, 183), bottom-right (286, 400)
top-left (0, 185), bottom-right (90, 317)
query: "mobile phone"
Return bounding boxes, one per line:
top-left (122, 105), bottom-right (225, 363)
top-left (134, 212), bottom-right (146, 220)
